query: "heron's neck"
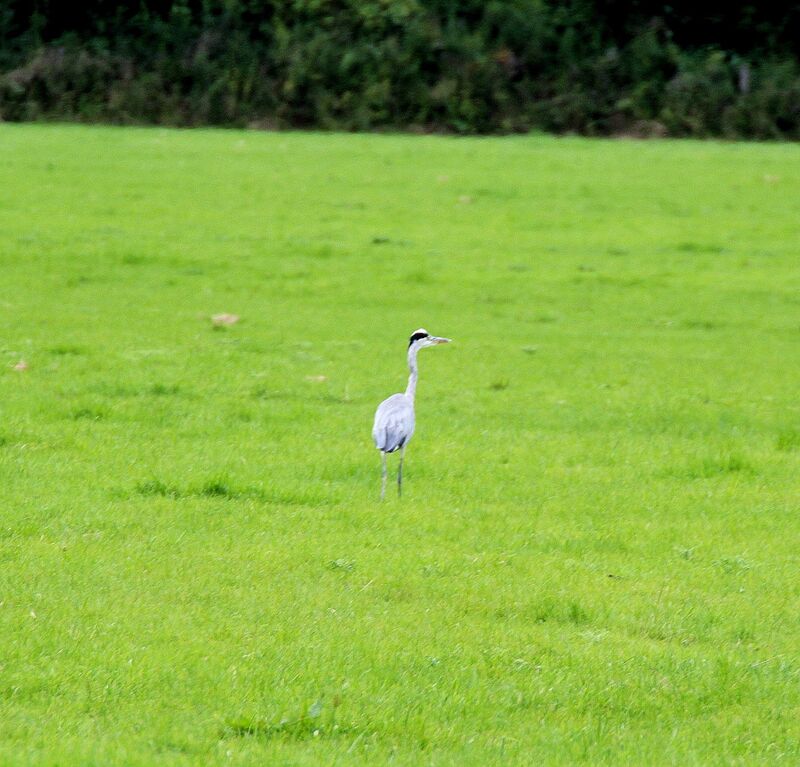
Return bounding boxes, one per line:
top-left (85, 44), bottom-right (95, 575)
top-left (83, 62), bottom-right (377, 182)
top-left (405, 345), bottom-right (419, 400)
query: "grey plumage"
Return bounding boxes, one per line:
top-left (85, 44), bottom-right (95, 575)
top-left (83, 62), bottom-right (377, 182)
top-left (372, 328), bottom-right (451, 499)
top-left (372, 393), bottom-right (414, 453)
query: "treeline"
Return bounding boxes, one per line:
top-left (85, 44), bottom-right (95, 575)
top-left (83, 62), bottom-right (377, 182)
top-left (1, 1), bottom-right (799, 137)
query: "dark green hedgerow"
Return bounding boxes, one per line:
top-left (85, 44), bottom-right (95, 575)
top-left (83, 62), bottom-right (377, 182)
top-left (1, 1), bottom-right (799, 137)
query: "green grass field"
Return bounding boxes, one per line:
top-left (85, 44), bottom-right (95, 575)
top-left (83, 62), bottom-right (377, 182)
top-left (1, 124), bottom-right (799, 765)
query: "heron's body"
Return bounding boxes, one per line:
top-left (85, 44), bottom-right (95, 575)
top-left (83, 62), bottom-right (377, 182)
top-left (372, 328), bottom-right (450, 499)
top-left (372, 393), bottom-right (414, 453)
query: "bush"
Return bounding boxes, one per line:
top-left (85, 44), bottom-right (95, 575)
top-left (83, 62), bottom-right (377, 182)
top-left (1, 1), bottom-right (799, 137)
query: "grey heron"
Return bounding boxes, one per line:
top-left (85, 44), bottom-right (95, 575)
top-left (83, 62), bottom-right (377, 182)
top-left (372, 328), bottom-right (451, 499)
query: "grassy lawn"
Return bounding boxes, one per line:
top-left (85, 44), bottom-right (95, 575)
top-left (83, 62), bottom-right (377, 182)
top-left (1, 123), bottom-right (799, 765)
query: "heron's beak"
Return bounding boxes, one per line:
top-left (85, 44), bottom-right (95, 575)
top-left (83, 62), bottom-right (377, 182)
top-left (431, 336), bottom-right (451, 344)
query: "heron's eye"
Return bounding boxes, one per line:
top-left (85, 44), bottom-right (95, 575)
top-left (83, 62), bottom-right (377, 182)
top-left (408, 331), bottom-right (429, 346)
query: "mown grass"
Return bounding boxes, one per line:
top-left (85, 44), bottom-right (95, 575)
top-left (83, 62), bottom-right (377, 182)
top-left (0, 124), bottom-right (799, 765)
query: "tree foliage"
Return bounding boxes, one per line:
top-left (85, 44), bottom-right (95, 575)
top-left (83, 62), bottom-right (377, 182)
top-left (1, 0), bottom-right (799, 137)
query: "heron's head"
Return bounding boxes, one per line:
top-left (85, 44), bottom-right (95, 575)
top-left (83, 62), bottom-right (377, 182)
top-left (408, 328), bottom-right (451, 349)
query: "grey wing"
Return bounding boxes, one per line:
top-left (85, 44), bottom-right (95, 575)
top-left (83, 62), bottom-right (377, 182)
top-left (372, 394), bottom-right (414, 453)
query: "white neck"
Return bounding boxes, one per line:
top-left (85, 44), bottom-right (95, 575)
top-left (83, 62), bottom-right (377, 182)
top-left (405, 344), bottom-right (419, 400)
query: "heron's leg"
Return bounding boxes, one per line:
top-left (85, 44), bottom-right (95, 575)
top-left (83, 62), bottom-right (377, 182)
top-left (380, 452), bottom-right (387, 501)
top-left (397, 446), bottom-right (405, 498)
